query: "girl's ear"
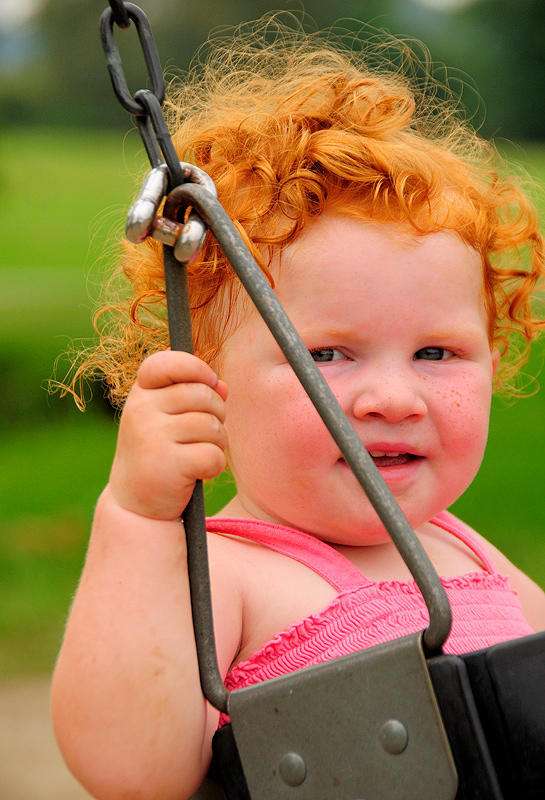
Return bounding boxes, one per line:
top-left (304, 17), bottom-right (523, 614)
top-left (491, 348), bottom-right (501, 377)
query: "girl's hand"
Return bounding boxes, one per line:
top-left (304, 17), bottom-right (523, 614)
top-left (109, 350), bottom-right (228, 520)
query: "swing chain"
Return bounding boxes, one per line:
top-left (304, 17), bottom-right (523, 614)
top-left (100, 2), bottom-right (205, 228)
top-left (100, 0), bottom-right (216, 263)
top-left (100, 0), bottom-right (183, 185)
top-left (100, 0), bottom-right (230, 713)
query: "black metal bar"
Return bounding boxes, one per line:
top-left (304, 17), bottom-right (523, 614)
top-left (133, 91), bottom-right (185, 188)
top-left (99, 0), bottom-right (225, 711)
top-left (135, 115), bottom-right (163, 168)
top-left (165, 183), bottom-right (453, 657)
top-left (163, 244), bottom-right (229, 712)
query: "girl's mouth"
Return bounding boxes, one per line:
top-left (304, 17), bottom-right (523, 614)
top-left (338, 451), bottom-right (423, 470)
top-left (368, 450), bottom-right (417, 468)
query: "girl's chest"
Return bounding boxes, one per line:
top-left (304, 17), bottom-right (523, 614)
top-left (208, 521), bottom-right (490, 671)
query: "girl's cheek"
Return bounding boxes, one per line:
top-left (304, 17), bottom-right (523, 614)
top-left (436, 376), bottom-right (492, 450)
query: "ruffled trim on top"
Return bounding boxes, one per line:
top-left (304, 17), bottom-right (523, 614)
top-left (210, 514), bottom-right (533, 728)
top-left (223, 570), bottom-right (531, 696)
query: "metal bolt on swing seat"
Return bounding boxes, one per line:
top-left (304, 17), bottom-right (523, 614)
top-left (380, 719), bottom-right (409, 754)
top-left (279, 752), bottom-right (307, 786)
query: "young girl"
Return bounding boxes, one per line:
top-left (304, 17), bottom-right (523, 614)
top-left (52, 20), bottom-right (545, 800)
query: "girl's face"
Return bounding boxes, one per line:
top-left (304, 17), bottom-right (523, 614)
top-left (219, 215), bottom-right (499, 545)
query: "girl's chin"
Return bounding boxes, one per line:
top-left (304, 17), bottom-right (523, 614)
top-left (298, 507), bottom-right (418, 547)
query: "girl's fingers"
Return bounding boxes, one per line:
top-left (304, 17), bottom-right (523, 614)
top-left (213, 378), bottom-right (229, 403)
top-left (178, 441), bottom-right (227, 482)
top-left (166, 411), bottom-right (228, 450)
top-left (112, 350), bottom-right (229, 519)
top-left (137, 350), bottom-right (218, 391)
top-left (154, 381), bottom-right (227, 422)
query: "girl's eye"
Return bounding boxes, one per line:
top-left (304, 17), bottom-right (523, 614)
top-left (413, 347), bottom-right (454, 361)
top-left (310, 348), bottom-right (345, 363)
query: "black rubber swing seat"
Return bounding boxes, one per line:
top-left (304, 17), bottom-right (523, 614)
top-left (206, 630), bottom-right (545, 800)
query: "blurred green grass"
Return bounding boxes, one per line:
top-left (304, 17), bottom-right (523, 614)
top-left (0, 128), bottom-right (544, 676)
top-left (0, 128), bottom-right (234, 675)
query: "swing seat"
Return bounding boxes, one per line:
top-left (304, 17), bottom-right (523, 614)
top-left (202, 630), bottom-right (545, 800)
top-left (430, 631), bottom-right (545, 800)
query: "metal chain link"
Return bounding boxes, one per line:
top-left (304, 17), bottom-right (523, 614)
top-left (133, 90), bottom-right (184, 186)
top-left (107, 0), bottom-right (130, 29)
top-left (99, 2), bottom-right (164, 117)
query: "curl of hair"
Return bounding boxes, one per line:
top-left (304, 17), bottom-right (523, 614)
top-left (66, 14), bottom-right (545, 408)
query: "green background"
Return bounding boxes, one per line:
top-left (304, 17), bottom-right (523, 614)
top-left (0, 128), bottom-right (544, 677)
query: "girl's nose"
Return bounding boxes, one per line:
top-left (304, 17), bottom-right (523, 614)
top-left (350, 370), bottom-right (428, 424)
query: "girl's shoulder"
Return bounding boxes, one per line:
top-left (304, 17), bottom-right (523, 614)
top-left (475, 537), bottom-right (545, 633)
top-left (205, 521), bottom-right (341, 667)
top-left (433, 512), bottom-right (545, 633)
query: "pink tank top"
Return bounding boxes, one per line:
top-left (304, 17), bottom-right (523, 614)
top-left (207, 511), bottom-right (533, 717)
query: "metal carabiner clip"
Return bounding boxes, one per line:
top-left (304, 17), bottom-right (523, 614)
top-left (125, 163), bottom-right (168, 242)
top-left (125, 162), bottom-right (218, 264)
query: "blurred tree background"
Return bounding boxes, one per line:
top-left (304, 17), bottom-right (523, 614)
top-left (2, 0), bottom-right (545, 138)
top-left (0, 0), bottom-right (544, 677)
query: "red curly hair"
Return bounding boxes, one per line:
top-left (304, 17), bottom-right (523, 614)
top-left (70, 16), bottom-right (544, 408)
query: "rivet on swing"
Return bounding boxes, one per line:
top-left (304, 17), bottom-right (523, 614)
top-left (279, 752), bottom-right (307, 786)
top-left (380, 719), bottom-right (409, 754)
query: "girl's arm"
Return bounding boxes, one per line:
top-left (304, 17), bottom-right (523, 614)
top-left (51, 351), bottom-right (240, 800)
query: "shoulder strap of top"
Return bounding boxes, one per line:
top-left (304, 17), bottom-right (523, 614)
top-left (206, 518), bottom-right (372, 593)
top-left (431, 510), bottom-right (496, 573)
top-left (207, 511), bottom-right (496, 591)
